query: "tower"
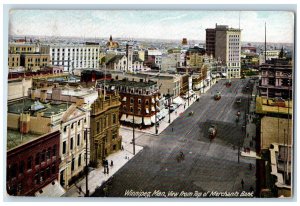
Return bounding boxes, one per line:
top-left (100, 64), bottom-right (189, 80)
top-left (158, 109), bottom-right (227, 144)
top-left (126, 42), bottom-right (133, 72)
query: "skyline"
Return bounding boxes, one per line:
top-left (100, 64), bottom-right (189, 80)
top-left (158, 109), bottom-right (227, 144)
top-left (9, 10), bottom-right (294, 43)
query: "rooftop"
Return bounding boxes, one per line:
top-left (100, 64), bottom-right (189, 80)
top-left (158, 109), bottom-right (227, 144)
top-left (8, 98), bottom-right (69, 117)
top-left (97, 79), bottom-right (157, 88)
top-left (256, 97), bottom-right (292, 115)
top-left (7, 129), bottom-right (41, 150)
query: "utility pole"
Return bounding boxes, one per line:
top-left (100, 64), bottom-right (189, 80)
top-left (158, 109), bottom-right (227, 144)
top-left (84, 129), bottom-right (89, 197)
top-left (132, 101), bottom-right (135, 155)
top-left (168, 89), bottom-right (171, 123)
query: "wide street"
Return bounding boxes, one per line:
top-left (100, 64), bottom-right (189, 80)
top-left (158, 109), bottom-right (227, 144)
top-left (92, 78), bottom-right (256, 198)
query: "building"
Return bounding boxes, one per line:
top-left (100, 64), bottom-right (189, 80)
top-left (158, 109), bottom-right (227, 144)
top-left (205, 28), bottom-right (216, 57)
top-left (259, 50), bottom-right (281, 65)
top-left (48, 43), bottom-right (100, 71)
top-left (185, 47), bottom-right (206, 67)
top-left (20, 53), bottom-right (50, 70)
top-left (106, 35), bottom-right (119, 50)
top-left (7, 88), bottom-right (91, 189)
top-left (6, 130), bottom-right (61, 196)
top-left (182, 38), bottom-right (188, 46)
top-left (160, 53), bottom-right (180, 72)
top-left (8, 78), bottom-right (32, 101)
top-left (206, 24), bottom-right (241, 78)
top-left (80, 69), bottom-right (112, 84)
top-left (90, 90), bottom-right (122, 166)
top-left (258, 64), bottom-right (292, 99)
top-left (8, 54), bottom-right (21, 69)
top-left (97, 78), bottom-right (159, 127)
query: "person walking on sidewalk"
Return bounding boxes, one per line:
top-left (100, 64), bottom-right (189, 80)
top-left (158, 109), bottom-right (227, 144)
top-left (241, 179), bottom-right (244, 189)
top-left (172, 127), bottom-right (174, 132)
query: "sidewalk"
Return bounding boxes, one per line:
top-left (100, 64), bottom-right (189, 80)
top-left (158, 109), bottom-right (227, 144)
top-left (241, 79), bottom-right (258, 158)
top-left (63, 134), bottom-right (143, 197)
top-left (120, 78), bottom-right (219, 136)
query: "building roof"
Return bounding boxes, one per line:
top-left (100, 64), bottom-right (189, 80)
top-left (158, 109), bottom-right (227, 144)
top-left (8, 98), bottom-right (69, 117)
top-left (98, 79), bottom-right (156, 88)
top-left (256, 97), bottom-right (292, 115)
top-left (106, 55), bottom-right (125, 64)
top-left (7, 129), bottom-right (41, 150)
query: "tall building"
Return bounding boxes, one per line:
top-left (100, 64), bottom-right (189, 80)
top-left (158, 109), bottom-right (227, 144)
top-left (206, 24), bottom-right (241, 78)
top-left (126, 42), bottom-right (134, 71)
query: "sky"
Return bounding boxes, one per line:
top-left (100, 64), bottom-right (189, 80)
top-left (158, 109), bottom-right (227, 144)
top-left (9, 10), bottom-right (295, 43)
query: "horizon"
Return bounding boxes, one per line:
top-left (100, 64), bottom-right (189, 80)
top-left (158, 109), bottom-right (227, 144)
top-left (9, 10), bottom-right (294, 44)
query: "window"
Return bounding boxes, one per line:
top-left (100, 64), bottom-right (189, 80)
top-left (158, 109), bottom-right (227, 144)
top-left (77, 134), bottom-right (80, 146)
top-left (71, 158), bottom-right (75, 171)
top-left (62, 141), bottom-right (66, 154)
top-left (46, 167), bottom-right (50, 178)
top-left (19, 161), bottom-right (25, 174)
top-left (35, 153), bottom-right (40, 165)
top-left (78, 121), bottom-right (81, 126)
top-left (84, 118), bottom-right (86, 123)
top-left (53, 145), bottom-right (57, 156)
top-left (130, 98), bottom-right (134, 104)
top-left (112, 133), bottom-right (116, 139)
top-left (145, 100), bottom-right (149, 105)
top-left (112, 114), bottom-right (116, 124)
top-left (27, 156), bottom-right (32, 170)
top-left (11, 163), bottom-right (18, 178)
top-left (64, 126), bottom-right (67, 132)
top-left (51, 164), bottom-right (56, 174)
top-left (130, 107), bottom-right (133, 113)
top-left (47, 147), bottom-right (51, 159)
top-left (97, 121), bottom-right (100, 133)
top-left (41, 150), bottom-right (46, 162)
top-left (78, 154), bottom-right (82, 167)
top-left (71, 123), bottom-right (74, 129)
top-left (113, 144), bottom-right (117, 151)
top-left (138, 99), bottom-right (141, 104)
top-left (70, 138), bottom-right (74, 150)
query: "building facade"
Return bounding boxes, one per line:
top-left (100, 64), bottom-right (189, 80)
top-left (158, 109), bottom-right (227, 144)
top-left (259, 64), bottom-right (292, 99)
top-left (97, 79), bottom-right (159, 127)
top-left (48, 43), bottom-right (100, 71)
top-left (90, 90), bottom-right (122, 166)
top-left (7, 130), bottom-right (61, 196)
top-left (206, 24), bottom-right (241, 78)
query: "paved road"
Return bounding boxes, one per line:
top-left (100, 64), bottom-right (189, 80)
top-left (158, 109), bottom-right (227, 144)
top-left (92, 78), bottom-right (256, 198)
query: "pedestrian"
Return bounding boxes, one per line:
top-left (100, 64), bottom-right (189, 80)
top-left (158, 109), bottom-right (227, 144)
top-left (241, 179), bottom-right (244, 189)
top-left (172, 127), bottom-right (174, 132)
top-left (184, 105), bottom-right (186, 109)
top-left (175, 111), bottom-right (177, 115)
top-left (121, 145), bottom-right (124, 151)
top-left (107, 166), bottom-right (109, 174)
top-left (247, 133), bottom-right (249, 138)
top-left (250, 186), bottom-right (254, 193)
top-left (110, 160), bottom-right (114, 167)
top-left (79, 186), bottom-right (82, 194)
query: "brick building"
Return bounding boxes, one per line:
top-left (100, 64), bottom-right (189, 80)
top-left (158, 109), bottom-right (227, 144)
top-left (6, 130), bottom-right (61, 196)
top-left (97, 78), bottom-right (159, 127)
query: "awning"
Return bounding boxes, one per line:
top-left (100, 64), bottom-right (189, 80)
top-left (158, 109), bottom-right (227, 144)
top-left (127, 115), bottom-right (133, 123)
top-left (134, 116), bottom-right (142, 124)
top-left (173, 96), bottom-right (184, 105)
top-left (35, 180), bottom-right (65, 197)
top-left (122, 97), bottom-right (127, 101)
top-left (152, 98), bottom-right (155, 103)
top-left (120, 114), bottom-right (127, 121)
top-left (151, 115), bottom-right (156, 123)
top-left (144, 117), bottom-right (152, 125)
top-left (145, 108), bottom-right (149, 114)
top-left (151, 106), bottom-right (155, 112)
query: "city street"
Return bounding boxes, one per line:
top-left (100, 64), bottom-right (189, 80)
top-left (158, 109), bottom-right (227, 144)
top-left (92, 78), bottom-right (257, 198)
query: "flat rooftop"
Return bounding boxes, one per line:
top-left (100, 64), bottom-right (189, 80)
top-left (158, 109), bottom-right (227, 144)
top-left (8, 98), bottom-right (69, 117)
top-left (7, 129), bottom-right (41, 151)
top-left (98, 79), bottom-right (156, 88)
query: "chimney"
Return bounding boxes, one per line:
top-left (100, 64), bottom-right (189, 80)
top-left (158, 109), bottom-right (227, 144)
top-left (19, 113), bottom-right (30, 134)
top-left (40, 90), bottom-right (47, 102)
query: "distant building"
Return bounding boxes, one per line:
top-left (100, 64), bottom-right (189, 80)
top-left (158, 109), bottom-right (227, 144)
top-left (106, 35), bottom-right (119, 50)
top-left (206, 24), bottom-right (241, 78)
top-left (90, 90), bottom-right (122, 166)
top-left (20, 53), bottom-right (50, 71)
top-left (259, 50), bottom-right (281, 65)
top-left (6, 130), bottom-right (62, 196)
top-left (8, 54), bottom-right (21, 69)
top-left (80, 69), bottom-right (112, 84)
top-left (48, 43), bottom-right (100, 71)
top-left (182, 38), bottom-right (188, 45)
top-left (8, 78), bottom-right (32, 101)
